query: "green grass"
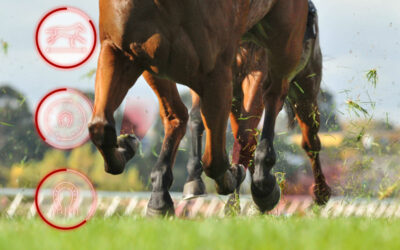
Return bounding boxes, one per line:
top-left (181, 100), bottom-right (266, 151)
top-left (0, 217), bottom-right (399, 250)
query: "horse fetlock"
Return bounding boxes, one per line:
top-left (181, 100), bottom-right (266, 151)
top-left (150, 165), bottom-right (173, 191)
top-left (215, 164), bottom-right (246, 195)
top-left (313, 182), bottom-right (332, 206)
top-left (186, 158), bottom-right (203, 181)
top-left (254, 140), bottom-right (276, 168)
top-left (251, 171), bottom-right (276, 195)
top-left (88, 120), bottom-right (117, 148)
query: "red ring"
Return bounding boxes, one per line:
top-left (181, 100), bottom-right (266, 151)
top-left (34, 168), bottom-right (97, 230)
top-left (34, 87), bottom-right (93, 150)
top-left (35, 6), bottom-right (97, 69)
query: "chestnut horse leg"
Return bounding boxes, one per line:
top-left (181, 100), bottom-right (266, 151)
top-left (251, 0), bottom-right (308, 213)
top-left (225, 50), bottom-right (266, 214)
top-left (89, 41), bottom-right (143, 175)
top-left (143, 72), bottom-right (189, 216)
top-left (182, 90), bottom-right (206, 199)
top-left (289, 71), bottom-right (332, 205)
top-left (199, 62), bottom-right (246, 195)
top-left (230, 51), bottom-right (266, 171)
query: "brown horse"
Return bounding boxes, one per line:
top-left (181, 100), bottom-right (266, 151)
top-left (89, 0), bottom-right (309, 215)
top-left (183, 2), bottom-right (331, 211)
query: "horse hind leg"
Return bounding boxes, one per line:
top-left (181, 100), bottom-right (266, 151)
top-left (89, 41), bottom-right (143, 175)
top-left (289, 77), bottom-right (331, 205)
top-left (182, 90), bottom-right (206, 200)
top-left (143, 72), bottom-right (189, 216)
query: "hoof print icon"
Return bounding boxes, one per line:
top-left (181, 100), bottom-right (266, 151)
top-left (35, 169), bottom-right (97, 230)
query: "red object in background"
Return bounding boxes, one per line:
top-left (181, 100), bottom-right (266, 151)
top-left (120, 97), bottom-right (157, 140)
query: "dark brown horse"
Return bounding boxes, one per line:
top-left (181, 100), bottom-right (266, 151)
top-left (89, 0), bottom-right (309, 215)
top-left (183, 2), bottom-right (331, 211)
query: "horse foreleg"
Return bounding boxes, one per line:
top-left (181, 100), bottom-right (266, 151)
top-left (89, 41), bottom-right (143, 175)
top-left (182, 90), bottom-right (206, 199)
top-left (199, 63), bottom-right (245, 196)
top-left (250, 0), bottom-right (308, 213)
top-left (143, 72), bottom-right (188, 216)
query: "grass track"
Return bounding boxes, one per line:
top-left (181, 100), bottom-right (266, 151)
top-left (0, 217), bottom-right (399, 250)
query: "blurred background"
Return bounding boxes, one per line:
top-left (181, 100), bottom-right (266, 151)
top-left (0, 0), bottom-right (399, 199)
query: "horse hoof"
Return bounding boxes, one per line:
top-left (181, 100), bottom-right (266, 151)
top-left (224, 193), bottom-right (241, 216)
top-left (216, 164), bottom-right (246, 195)
top-left (251, 181), bottom-right (281, 213)
top-left (146, 205), bottom-right (175, 217)
top-left (146, 191), bottom-right (175, 217)
top-left (117, 134), bottom-right (139, 161)
top-left (183, 179), bottom-right (206, 200)
top-left (313, 183), bottom-right (332, 206)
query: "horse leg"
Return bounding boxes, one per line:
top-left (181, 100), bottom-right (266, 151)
top-left (183, 90), bottom-right (206, 199)
top-left (224, 64), bottom-right (265, 215)
top-left (231, 54), bottom-right (266, 171)
top-left (199, 63), bottom-right (246, 195)
top-left (89, 41), bottom-right (143, 175)
top-left (289, 73), bottom-right (331, 205)
top-left (143, 72), bottom-right (189, 216)
top-left (251, 0), bottom-right (308, 213)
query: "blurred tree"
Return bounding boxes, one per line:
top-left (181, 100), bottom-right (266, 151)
top-left (0, 85), bottom-right (48, 167)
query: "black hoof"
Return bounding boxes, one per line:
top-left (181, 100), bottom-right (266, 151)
top-left (183, 178), bottom-right (206, 200)
top-left (146, 191), bottom-right (175, 217)
top-left (146, 206), bottom-right (175, 217)
top-left (313, 183), bottom-right (332, 206)
top-left (215, 164), bottom-right (246, 195)
top-left (224, 192), bottom-right (241, 216)
top-left (251, 181), bottom-right (281, 213)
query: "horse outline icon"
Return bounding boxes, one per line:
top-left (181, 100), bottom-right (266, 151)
top-left (45, 22), bottom-right (87, 53)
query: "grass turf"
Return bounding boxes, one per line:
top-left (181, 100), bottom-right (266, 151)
top-left (0, 216), bottom-right (398, 250)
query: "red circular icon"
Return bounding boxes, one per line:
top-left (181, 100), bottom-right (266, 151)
top-left (35, 6), bottom-right (97, 69)
top-left (35, 169), bottom-right (97, 230)
top-left (35, 88), bottom-right (93, 150)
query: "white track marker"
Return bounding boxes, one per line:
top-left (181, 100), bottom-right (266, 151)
top-left (124, 198), bottom-right (139, 216)
top-left (365, 202), bottom-right (378, 217)
top-left (104, 196), bottom-right (121, 218)
top-left (354, 201), bottom-right (367, 217)
top-left (384, 202), bottom-right (398, 218)
top-left (286, 199), bottom-right (300, 215)
top-left (321, 200), bottom-right (335, 218)
top-left (205, 198), bottom-right (220, 217)
top-left (374, 202), bottom-right (388, 218)
top-left (393, 204), bottom-right (400, 218)
top-left (7, 192), bottom-right (23, 218)
top-left (190, 198), bottom-right (204, 218)
top-left (27, 195), bottom-right (44, 219)
top-left (343, 202), bottom-right (357, 217)
top-left (299, 198), bottom-right (313, 212)
top-left (332, 202), bottom-right (346, 217)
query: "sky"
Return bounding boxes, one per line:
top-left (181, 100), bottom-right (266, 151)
top-left (0, 0), bottom-right (399, 125)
